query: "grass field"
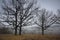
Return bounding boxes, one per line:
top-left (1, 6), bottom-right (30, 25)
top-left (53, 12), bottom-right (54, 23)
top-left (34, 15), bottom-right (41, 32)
top-left (0, 34), bottom-right (60, 40)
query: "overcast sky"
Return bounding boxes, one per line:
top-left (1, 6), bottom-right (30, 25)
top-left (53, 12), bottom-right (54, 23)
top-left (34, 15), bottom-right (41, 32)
top-left (0, 0), bottom-right (60, 25)
top-left (37, 0), bottom-right (60, 13)
top-left (0, 0), bottom-right (60, 13)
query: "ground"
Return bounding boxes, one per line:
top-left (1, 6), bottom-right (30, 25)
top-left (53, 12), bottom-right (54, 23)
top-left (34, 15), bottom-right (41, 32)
top-left (0, 34), bottom-right (60, 40)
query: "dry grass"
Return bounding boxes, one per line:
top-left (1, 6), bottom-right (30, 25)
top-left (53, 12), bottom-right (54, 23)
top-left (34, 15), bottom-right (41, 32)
top-left (0, 34), bottom-right (60, 40)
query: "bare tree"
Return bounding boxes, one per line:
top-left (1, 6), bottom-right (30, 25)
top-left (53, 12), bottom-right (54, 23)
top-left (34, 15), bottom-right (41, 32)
top-left (1, 0), bottom-right (38, 35)
top-left (56, 9), bottom-right (60, 24)
top-left (34, 9), bottom-right (58, 35)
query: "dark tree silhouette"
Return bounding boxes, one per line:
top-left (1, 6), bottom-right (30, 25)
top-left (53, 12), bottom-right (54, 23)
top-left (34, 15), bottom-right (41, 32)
top-left (1, 0), bottom-right (38, 35)
top-left (34, 9), bottom-right (58, 35)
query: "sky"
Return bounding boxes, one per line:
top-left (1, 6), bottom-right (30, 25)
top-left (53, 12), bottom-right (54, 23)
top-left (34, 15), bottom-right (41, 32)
top-left (0, 0), bottom-right (2, 13)
top-left (0, 0), bottom-right (60, 13)
top-left (37, 0), bottom-right (60, 13)
top-left (0, 0), bottom-right (60, 25)
top-left (0, 0), bottom-right (60, 24)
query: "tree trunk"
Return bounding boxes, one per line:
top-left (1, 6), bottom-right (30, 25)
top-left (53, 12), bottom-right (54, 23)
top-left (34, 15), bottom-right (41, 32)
top-left (15, 27), bottom-right (17, 35)
top-left (19, 17), bottom-right (22, 35)
top-left (19, 25), bottom-right (22, 35)
top-left (42, 27), bottom-right (44, 35)
top-left (15, 9), bottom-right (17, 35)
top-left (19, 19), bottom-right (22, 35)
top-left (19, 9), bottom-right (23, 35)
top-left (41, 13), bottom-right (44, 35)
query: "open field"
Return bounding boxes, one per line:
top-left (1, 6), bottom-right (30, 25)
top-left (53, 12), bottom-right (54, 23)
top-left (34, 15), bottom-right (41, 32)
top-left (0, 34), bottom-right (60, 40)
